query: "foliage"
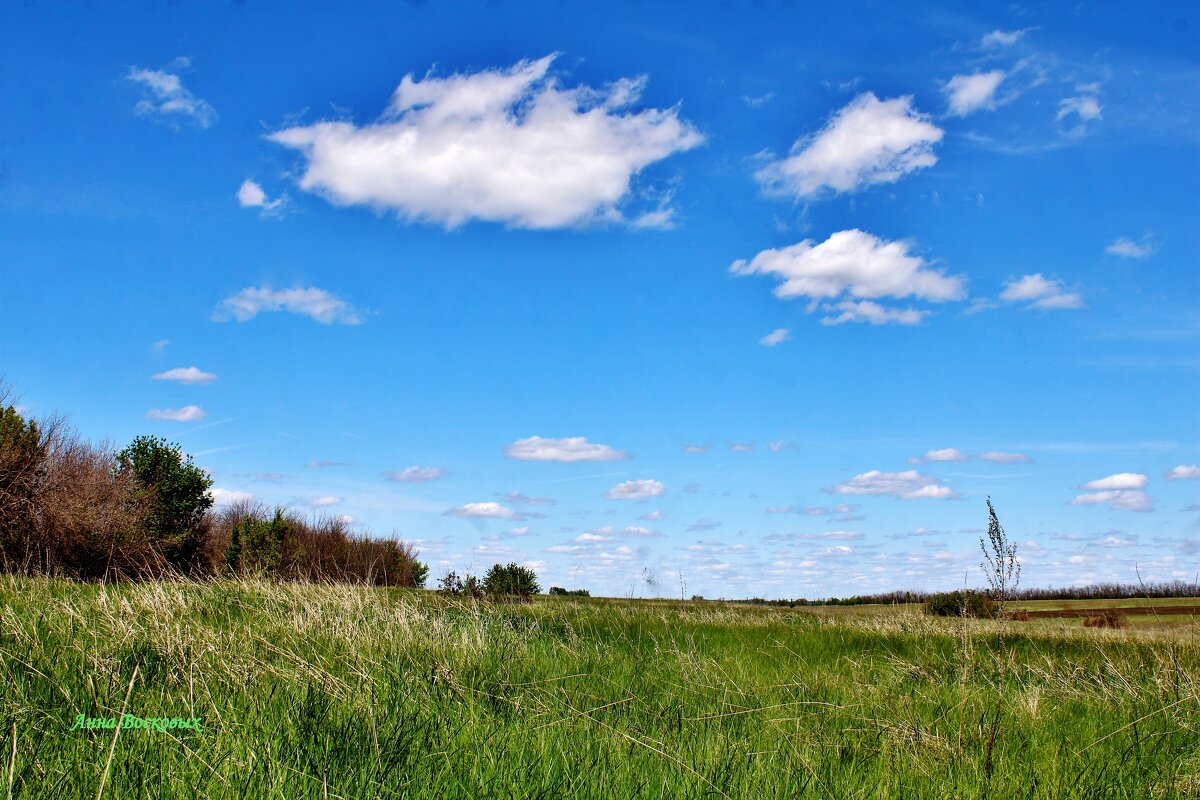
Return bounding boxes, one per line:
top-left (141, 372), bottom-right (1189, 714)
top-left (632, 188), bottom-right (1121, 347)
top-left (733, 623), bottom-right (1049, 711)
top-left (980, 497), bottom-right (1020, 602)
top-left (924, 589), bottom-right (997, 618)
top-left (438, 570), bottom-right (482, 598)
top-left (482, 562), bottom-right (541, 598)
top-left (549, 586), bottom-right (590, 597)
top-left (116, 435), bottom-right (213, 572)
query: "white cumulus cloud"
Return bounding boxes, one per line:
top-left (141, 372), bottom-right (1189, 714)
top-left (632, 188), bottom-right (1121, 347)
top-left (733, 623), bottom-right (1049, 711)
top-left (384, 466), bottom-right (445, 483)
top-left (237, 180), bottom-right (286, 215)
top-left (1070, 490), bottom-right (1152, 512)
top-left (505, 436), bottom-right (627, 462)
top-left (605, 479), bottom-right (665, 500)
top-left (145, 405), bottom-right (206, 422)
top-left (210, 488), bottom-right (254, 506)
top-left (999, 274), bottom-right (1083, 310)
top-left (943, 70), bottom-right (1006, 116)
top-left (1081, 473), bottom-right (1147, 491)
top-left (306, 495), bottom-right (344, 508)
top-left (213, 286), bottom-right (364, 324)
top-left (126, 65), bottom-right (216, 129)
top-left (908, 448), bottom-right (969, 464)
top-left (1106, 237), bottom-right (1156, 259)
top-left (732, 229), bottom-right (965, 326)
top-left (754, 93), bottom-right (943, 199)
top-left (268, 55), bottom-right (703, 230)
top-left (1165, 465), bottom-right (1200, 481)
top-left (830, 470), bottom-right (959, 500)
top-left (444, 502), bottom-right (516, 519)
top-left (151, 367), bottom-right (216, 385)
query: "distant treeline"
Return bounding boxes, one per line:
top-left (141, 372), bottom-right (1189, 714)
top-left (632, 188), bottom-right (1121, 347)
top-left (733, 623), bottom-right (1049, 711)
top-left (0, 391), bottom-right (427, 586)
top-left (725, 581), bottom-right (1200, 607)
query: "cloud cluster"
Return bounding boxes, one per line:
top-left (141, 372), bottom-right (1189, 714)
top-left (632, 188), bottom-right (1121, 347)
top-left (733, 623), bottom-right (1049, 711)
top-left (269, 55), bottom-right (703, 229)
top-left (1000, 274), bottom-right (1083, 310)
top-left (754, 93), bottom-right (943, 199)
top-left (1071, 473), bottom-right (1152, 512)
top-left (1165, 465), bottom-right (1200, 481)
top-left (605, 479), bottom-right (665, 500)
top-left (444, 502), bottom-right (515, 519)
top-left (1106, 237), bottom-right (1156, 259)
top-left (213, 286), bottom-right (365, 325)
top-left (126, 65), bottom-right (217, 129)
top-left (505, 436), bottom-right (627, 462)
top-left (732, 229), bottom-right (965, 325)
top-left (908, 448), bottom-right (1032, 464)
top-left (830, 470), bottom-right (959, 500)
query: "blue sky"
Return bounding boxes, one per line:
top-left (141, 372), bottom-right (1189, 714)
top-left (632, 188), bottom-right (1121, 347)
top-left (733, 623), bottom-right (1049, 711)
top-left (2, 1), bottom-right (1197, 598)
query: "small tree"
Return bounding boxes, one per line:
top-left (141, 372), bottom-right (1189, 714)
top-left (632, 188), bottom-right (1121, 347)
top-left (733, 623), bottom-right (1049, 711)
top-left (116, 436), bottom-right (213, 572)
top-left (482, 562), bottom-right (540, 598)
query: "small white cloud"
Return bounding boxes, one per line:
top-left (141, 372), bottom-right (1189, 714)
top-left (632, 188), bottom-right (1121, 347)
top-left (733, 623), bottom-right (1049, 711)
top-left (384, 466), bottom-right (445, 483)
top-left (210, 487), bottom-right (254, 506)
top-left (126, 65), bottom-right (217, 129)
top-left (639, 510), bottom-right (664, 521)
top-left (145, 405), bottom-right (206, 422)
top-left (497, 491), bottom-right (556, 505)
top-left (1070, 490), bottom-right (1152, 512)
top-left (505, 436), bottom-right (627, 462)
top-left (908, 448), bottom-right (969, 464)
top-left (733, 230), bottom-right (964, 326)
top-left (605, 479), bottom-right (665, 500)
top-left (213, 286), bottom-right (364, 324)
top-left (831, 469), bottom-right (959, 500)
top-left (151, 366), bottom-right (216, 385)
top-left (681, 444), bottom-right (710, 453)
top-left (502, 526), bottom-right (534, 537)
top-left (269, 55), bottom-right (703, 230)
top-left (1165, 465), bottom-right (1200, 481)
top-left (981, 29), bottom-right (1028, 47)
top-left (999, 273), bottom-right (1083, 310)
top-left (760, 328), bottom-right (791, 346)
top-left (237, 180), bottom-right (286, 215)
top-left (1056, 88), bottom-right (1102, 137)
top-left (978, 451), bottom-right (1032, 464)
top-left (152, 339), bottom-right (170, 353)
top-left (305, 460), bottom-right (350, 469)
top-left (306, 495), bottom-right (344, 508)
top-left (444, 501), bottom-right (516, 519)
top-left (1081, 473), bottom-right (1148, 490)
top-left (729, 443), bottom-right (755, 452)
top-left (755, 93), bottom-right (943, 199)
top-left (943, 70), bottom-right (1006, 116)
top-left (1106, 237), bottom-right (1156, 259)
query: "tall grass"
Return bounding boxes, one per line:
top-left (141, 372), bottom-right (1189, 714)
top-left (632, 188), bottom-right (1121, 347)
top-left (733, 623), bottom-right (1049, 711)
top-left (2, 576), bottom-right (1197, 798)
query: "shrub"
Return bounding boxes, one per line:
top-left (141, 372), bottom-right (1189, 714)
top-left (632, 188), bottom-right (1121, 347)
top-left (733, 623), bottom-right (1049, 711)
top-left (482, 562), bottom-right (541, 599)
top-left (549, 586), bottom-right (590, 597)
top-left (925, 590), bottom-right (997, 618)
top-left (116, 436), bottom-right (213, 574)
top-left (1083, 609), bottom-right (1125, 629)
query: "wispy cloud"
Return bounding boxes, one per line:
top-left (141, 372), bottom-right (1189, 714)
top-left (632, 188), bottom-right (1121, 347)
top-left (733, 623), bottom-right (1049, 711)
top-left (213, 286), bottom-right (365, 325)
top-left (505, 436), bottom-right (627, 462)
top-left (126, 64), bottom-right (216, 129)
top-left (151, 366), bottom-right (216, 385)
top-left (145, 405), bottom-right (206, 422)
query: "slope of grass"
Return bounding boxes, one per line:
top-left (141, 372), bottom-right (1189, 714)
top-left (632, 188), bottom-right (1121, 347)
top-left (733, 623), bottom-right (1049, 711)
top-left (2, 577), bottom-right (1198, 798)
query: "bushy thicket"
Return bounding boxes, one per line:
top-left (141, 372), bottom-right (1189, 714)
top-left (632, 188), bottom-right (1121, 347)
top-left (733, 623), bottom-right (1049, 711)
top-left (924, 590), bottom-right (998, 618)
top-left (549, 586), bottom-right (590, 597)
top-left (482, 562), bottom-right (541, 598)
top-left (0, 391), bottom-right (427, 587)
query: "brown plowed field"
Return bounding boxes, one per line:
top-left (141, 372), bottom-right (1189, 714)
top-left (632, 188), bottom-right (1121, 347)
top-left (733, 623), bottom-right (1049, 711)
top-left (1012, 606), bottom-right (1200, 619)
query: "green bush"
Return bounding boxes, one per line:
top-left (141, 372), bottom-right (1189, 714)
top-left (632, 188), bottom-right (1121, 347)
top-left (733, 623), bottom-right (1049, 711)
top-left (116, 436), bottom-right (213, 573)
top-left (924, 590), bottom-right (996, 618)
top-left (482, 562), bottom-right (540, 598)
top-left (549, 586), bottom-right (589, 597)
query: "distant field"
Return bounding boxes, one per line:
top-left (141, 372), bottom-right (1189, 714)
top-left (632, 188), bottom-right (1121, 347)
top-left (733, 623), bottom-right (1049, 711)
top-left (3, 577), bottom-right (1198, 798)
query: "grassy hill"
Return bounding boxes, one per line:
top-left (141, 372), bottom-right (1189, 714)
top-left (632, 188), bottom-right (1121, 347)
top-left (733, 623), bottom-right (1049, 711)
top-left (2, 576), bottom-right (1198, 798)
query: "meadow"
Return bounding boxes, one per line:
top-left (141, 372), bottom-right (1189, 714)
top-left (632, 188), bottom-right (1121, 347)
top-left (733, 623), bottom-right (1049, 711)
top-left (2, 576), bottom-right (1198, 799)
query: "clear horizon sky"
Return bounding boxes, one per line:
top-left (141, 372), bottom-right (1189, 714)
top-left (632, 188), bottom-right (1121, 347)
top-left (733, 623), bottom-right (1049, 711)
top-left (2, 1), bottom-right (1197, 598)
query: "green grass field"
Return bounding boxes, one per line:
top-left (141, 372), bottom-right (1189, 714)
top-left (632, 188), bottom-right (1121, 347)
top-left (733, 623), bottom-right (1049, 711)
top-left (3, 577), bottom-right (1198, 798)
